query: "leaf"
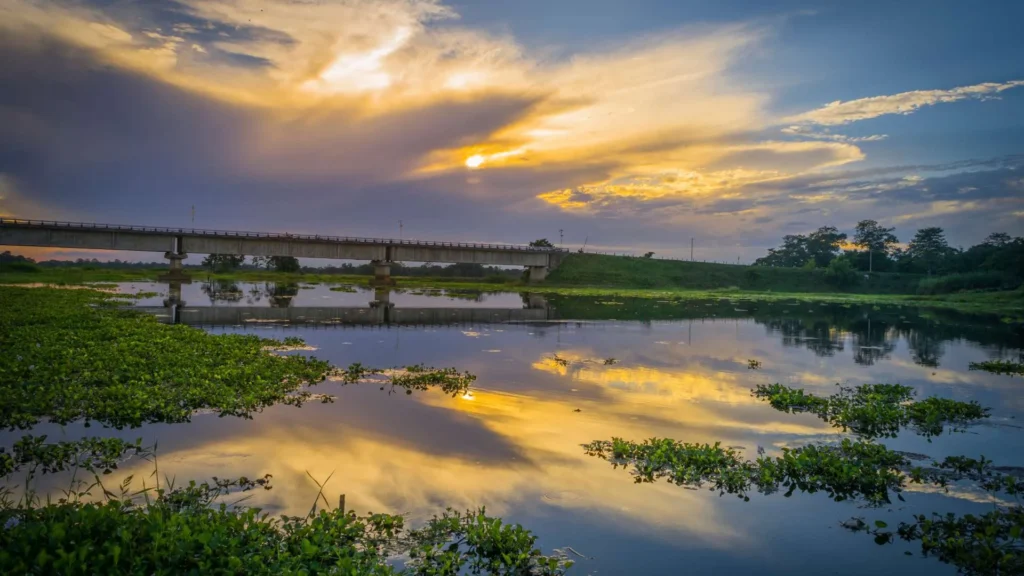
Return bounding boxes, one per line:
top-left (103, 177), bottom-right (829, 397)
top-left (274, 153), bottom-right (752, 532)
top-left (875, 520), bottom-right (888, 529)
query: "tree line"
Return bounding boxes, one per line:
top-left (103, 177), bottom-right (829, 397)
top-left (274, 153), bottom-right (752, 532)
top-left (754, 221), bottom-right (1023, 282)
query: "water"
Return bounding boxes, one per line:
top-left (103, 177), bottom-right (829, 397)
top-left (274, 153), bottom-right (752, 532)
top-left (10, 281), bottom-right (1024, 575)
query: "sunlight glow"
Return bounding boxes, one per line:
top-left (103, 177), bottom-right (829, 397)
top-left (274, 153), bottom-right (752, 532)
top-left (465, 155), bottom-right (485, 168)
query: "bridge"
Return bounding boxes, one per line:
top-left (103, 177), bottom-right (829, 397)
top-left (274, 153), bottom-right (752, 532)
top-left (0, 218), bottom-right (567, 282)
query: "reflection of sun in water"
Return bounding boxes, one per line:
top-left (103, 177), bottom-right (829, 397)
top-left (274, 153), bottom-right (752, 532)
top-left (465, 154), bottom-right (485, 168)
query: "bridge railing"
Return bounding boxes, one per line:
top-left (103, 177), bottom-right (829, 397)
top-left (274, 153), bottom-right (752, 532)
top-left (0, 218), bottom-right (568, 253)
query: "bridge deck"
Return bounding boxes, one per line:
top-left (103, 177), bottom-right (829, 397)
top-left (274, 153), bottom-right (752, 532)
top-left (0, 218), bottom-right (565, 254)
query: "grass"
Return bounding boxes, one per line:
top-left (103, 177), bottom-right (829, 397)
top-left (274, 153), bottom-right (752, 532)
top-left (752, 383), bottom-right (990, 439)
top-left (546, 254), bottom-right (922, 293)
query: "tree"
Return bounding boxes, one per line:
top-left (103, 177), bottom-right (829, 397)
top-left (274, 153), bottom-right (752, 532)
top-left (642, 251), bottom-right (655, 258)
top-left (806, 226), bottom-right (847, 268)
top-left (201, 254), bottom-right (245, 273)
top-left (983, 232), bottom-right (1012, 247)
top-left (529, 239), bottom-right (554, 248)
top-left (908, 227), bottom-right (948, 276)
top-left (269, 256), bottom-right (301, 273)
top-left (754, 234), bottom-right (810, 267)
top-left (251, 256), bottom-right (270, 269)
top-left (853, 220), bottom-right (898, 273)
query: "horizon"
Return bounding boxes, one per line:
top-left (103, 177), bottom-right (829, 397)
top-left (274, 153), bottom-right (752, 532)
top-left (1, 0), bottom-right (1022, 263)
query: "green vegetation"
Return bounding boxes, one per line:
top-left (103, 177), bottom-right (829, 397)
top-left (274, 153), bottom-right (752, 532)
top-left (916, 270), bottom-right (1015, 294)
top-left (0, 287), bottom-right (479, 429)
top-left (586, 436), bottom-right (1024, 574)
top-left (751, 383), bottom-right (989, 439)
top-left (0, 438), bottom-right (571, 575)
top-left (0, 286), bottom-right (333, 429)
top-left (970, 360), bottom-right (1024, 376)
top-left (545, 253), bottom-right (921, 293)
top-left (845, 454), bottom-right (1024, 575)
top-left (583, 437), bottom-right (909, 505)
top-left (339, 364), bottom-right (476, 397)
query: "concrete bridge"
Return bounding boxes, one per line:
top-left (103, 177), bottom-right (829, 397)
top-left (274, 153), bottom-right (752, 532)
top-left (0, 218), bottom-right (566, 282)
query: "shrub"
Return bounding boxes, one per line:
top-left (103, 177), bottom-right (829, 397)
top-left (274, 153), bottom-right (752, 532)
top-left (916, 271), bottom-right (1014, 295)
top-left (824, 257), bottom-right (859, 288)
top-left (1, 262), bottom-right (40, 273)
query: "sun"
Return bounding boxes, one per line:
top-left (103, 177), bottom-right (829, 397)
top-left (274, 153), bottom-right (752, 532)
top-left (465, 154), bottom-right (485, 168)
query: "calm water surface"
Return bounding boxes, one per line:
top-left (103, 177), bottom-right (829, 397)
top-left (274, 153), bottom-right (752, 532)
top-left (10, 281), bottom-right (1024, 575)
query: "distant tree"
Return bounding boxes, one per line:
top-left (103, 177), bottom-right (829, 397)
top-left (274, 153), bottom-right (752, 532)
top-left (755, 226), bottom-right (844, 268)
top-left (853, 220), bottom-right (898, 272)
top-left (754, 234), bottom-right (810, 267)
top-left (201, 254), bottom-right (245, 272)
top-left (251, 256), bottom-right (270, 269)
top-left (983, 232), bottom-right (1012, 247)
top-left (908, 227), bottom-right (948, 276)
top-left (0, 251), bottom-right (35, 264)
top-left (643, 251), bottom-right (655, 258)
top-left (269, 256), bottom-right (301, 273)
top-left (529, 239), bottom-right (554, 248)
top-left (806, 226), bottom-right (848, 268)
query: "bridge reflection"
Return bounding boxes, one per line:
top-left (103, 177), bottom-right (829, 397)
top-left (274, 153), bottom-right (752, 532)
top-left (148, 282), bottom-right (552, 326)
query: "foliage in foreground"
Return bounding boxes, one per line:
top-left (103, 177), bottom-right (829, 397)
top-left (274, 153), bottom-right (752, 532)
top-left (0, 436), bottom-right (572, 575)
top-left (843, 454), bottom-right (1024, 575)
top-left (586, 436), bottom-right (1024, 574)
top-left (0, 287), bottom-right (478, 429)
top-left (751, 383), bottom-right (989, 439)
top-left (970, 360), bottom-right (1024, 377)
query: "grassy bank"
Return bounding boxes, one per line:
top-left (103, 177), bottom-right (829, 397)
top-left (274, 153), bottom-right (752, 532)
top-left (545, 253), bottom-right (921, 293)
top-left (2, 261), bottom-right (1020, 314)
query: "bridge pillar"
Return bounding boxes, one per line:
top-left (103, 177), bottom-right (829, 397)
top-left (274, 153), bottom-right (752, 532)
top-left (526, 266), bottom-right (548, 283)
top-left (370, 260), bottom-right (394, 286)
top-left (524, 293), bottom-right (548, 309)
top-left (158, 251), bottom-right (192, 283)
top-left (370, 286), bottom-right (394, 308)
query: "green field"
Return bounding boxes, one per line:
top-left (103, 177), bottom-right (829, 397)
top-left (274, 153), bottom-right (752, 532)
top-left (545, 253), bottom-right (921, 292)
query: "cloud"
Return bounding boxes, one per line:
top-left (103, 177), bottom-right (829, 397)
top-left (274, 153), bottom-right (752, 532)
top-left (780, 125), bottom-right (888, 143)
top-left (787, 80), bottom-right (1024, 126)
top-left (0, 0), bottom-right (1020, 261)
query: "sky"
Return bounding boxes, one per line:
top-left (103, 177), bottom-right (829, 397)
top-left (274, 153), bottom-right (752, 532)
top-left (0, 0), bottom-right (1022, 262)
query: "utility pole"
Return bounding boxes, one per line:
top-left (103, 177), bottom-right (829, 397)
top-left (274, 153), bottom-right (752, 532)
top-left (191, 205), bottom-right (195, 224)
top-left (690, 238), bottom-right (694, 261)
top-left (559, 229), bottom-right (563, 247)
top-left (399, 220), bottom-right (403, 240)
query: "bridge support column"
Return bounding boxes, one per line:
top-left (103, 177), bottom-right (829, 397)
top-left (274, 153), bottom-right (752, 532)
top-left (524, 293), bottom-right (548, 309)
top-left (370, 286), bottom-right (394, 308)
top-left (370, 260), bottom-right (394, 286)
top-left (526, 266), bottom-right (548, 283)
top-left (158, 251), bottom-right (192, 283)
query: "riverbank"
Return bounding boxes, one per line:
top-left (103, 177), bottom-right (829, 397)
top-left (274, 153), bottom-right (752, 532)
top-left (2, 265), bottom-right (1020, 315)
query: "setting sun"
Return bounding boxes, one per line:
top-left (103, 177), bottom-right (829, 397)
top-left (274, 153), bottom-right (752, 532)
top-left (465, 154), bottom-right (485, 169)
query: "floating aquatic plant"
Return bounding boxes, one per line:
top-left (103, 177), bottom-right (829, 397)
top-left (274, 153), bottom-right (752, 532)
top-left (583, 437), bottom-right (909, 505)
top-left (969, 359), bottom-right (1024, 376)
top-left (751, 383), bottom-right (989, 439)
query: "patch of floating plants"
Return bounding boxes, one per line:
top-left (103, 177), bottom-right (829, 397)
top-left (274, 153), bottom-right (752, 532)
top-left (751, 383), bottom-right (989, 439)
